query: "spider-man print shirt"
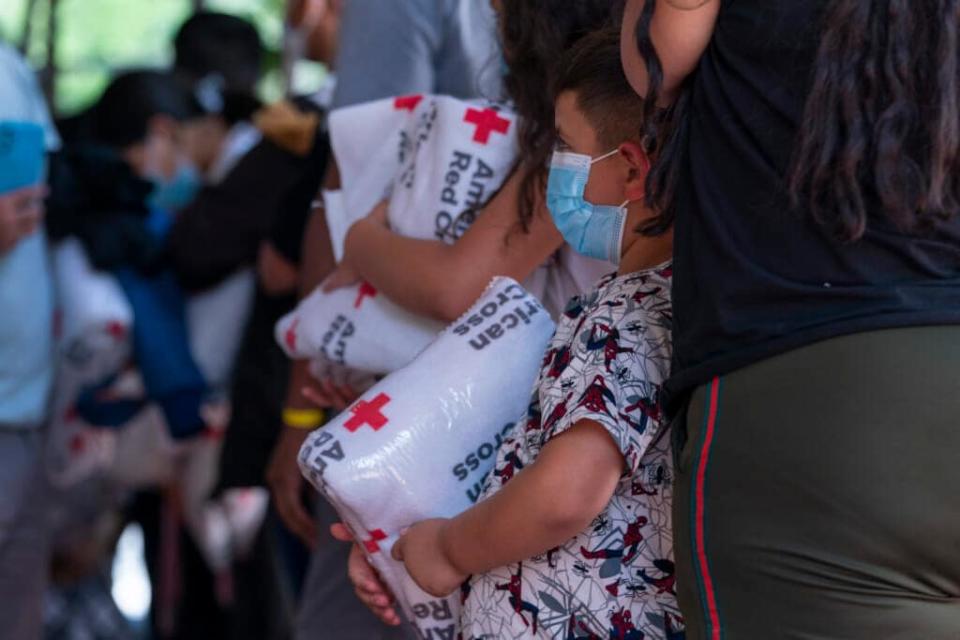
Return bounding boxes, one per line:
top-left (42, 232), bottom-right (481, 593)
top-left (462, 264), bottom-right (683, 640)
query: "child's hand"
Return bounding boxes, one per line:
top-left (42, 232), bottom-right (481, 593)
top-left (321, 261), bottom-right (361, 292)
top-left (392, 519), bottom-right (467, 598)
top-left (301, 376), bottom-right (360, 412)
top-left (330, 523), bottom-right (403, 626)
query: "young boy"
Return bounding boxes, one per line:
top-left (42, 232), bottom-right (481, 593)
top-left (389, 30), bottom-right (681, 639)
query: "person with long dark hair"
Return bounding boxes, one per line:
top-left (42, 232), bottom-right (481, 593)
top-left (620, 0), bottom-right (960, 637)
top-left (319, 0), bottom-right (623, 322)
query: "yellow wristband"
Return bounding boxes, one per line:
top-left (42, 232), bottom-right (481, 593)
top-left (282, 408), bottom-right (326, 430)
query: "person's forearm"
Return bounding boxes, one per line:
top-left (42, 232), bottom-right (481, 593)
top-left (621, 0), bottom-right (719, 102)
top-left (299, 204), bottom-right (337, 296)
top-left (284, 359), bottom-right (315, 411)
top-left (345, 219), bottom-right (477, 322)
top-left (282, 170), bottom-right (339, 420)
top-left (440, 463), bottom-right (592, 576)
top-left (437, 423), bottom-right (624, 576)
top-left (344, 169), bottom-right (563, 323)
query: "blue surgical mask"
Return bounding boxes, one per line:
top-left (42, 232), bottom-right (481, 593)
top-left (148, 161), bottom-right (202, 213)
top-left (546, 149), bottom-right (628, 264)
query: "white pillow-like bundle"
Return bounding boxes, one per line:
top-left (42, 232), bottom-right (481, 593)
top-left (52, 237), bottom-right (133, 384)
top-left (298, 278), bottom-right (555, 638)
top-left (186, 268), bottom-right (256, 390)
top-left (277, 280), bottom-right (443, 376)
top-left (45, 239), bottom-right (133, 487)
top-left (277, 95), bottom-right (519, 375)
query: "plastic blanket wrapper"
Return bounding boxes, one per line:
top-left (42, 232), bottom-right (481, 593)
top-left (277, 95), bottom-right (519, 375)
top-left (46, 238), bottom-right (133, 487)
top-left (276, 280), bottom-right (444, 375)
top-left (52, 238), bottom-right (133, 385)
top-left (297, 278), bottom-right (556, 639)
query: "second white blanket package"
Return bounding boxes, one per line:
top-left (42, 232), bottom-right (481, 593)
top-left (299, 278), bottom-right (555, 639)
top-left (276, 94), bottom-right (520, 375)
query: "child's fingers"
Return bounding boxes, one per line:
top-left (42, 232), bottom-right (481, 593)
top-left (321, 263), bottom-right (360, 293)
top-left (390, 538), bottom-right (404, 562)
top-left (301, 384), bottom-right (332, 408)
top-left (347, 544), bottom-right (394, 597)
top-left (320, 378), bottom-right (352, 412)
top-left (329, 522), bottom-right (354, 542)
top-left (333, 383), bottom-right (359, 409)
top-left (362, 597), bottom-right (401, 627)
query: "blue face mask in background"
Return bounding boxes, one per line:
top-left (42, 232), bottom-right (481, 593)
top-left (148, 161), bottom-right (202, 213)
top-left (545, 149), bottom-right (628, 264)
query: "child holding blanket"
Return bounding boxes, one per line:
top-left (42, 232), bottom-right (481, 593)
top-left (368, 31), bottom-right (683, 639)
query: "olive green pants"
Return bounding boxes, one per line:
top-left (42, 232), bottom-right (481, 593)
top-left (673, 327), bottom-right (960, 639)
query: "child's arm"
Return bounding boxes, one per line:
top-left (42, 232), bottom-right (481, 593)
top-left (392, 420), bottom-right (625, 597)
top-left (327, 168), bottom-right (565, 323)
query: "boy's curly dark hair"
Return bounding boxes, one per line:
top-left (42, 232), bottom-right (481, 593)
top-left (499, 0), bottom-right (625, 232)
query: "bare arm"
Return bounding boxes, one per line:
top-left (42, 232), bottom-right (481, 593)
top-left (620, 0), bottom-right (720, 102)
top-left (392, 420), bottom-right (624, 597)
top-left (340, 168), bottom-right (564, 323)
top-left (268, 175), bottom-right (340, 547)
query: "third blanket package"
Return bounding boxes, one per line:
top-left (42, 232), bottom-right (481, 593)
top-left (276, 94), bottom-right (519, 376)
top-left (298, 278), bottom-right (555, 638)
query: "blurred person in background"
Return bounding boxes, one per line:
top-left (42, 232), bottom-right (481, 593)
top-left (0, 40), bottom-right (61, 640)
top-left (214, 0), bottom-right (341, 603)
top-left (171, 8), bottom-right (341, 640)
top-left (174, 10), bottom-right (264, 97)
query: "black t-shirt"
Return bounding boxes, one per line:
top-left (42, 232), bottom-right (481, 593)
top-left (669, 0), bottom-right (960, 403)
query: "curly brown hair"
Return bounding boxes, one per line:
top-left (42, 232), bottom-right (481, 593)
top-left (637, 0), bottom-right (960, 241)
top-left (789, 0), bottom-right (960, 241)
top-left (498, 0), bottom-right (625, 232)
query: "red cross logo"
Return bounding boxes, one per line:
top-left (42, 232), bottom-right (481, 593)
top-left (363, 529), bottom-right (388, 553)
top-left (106, 321), bottom-right (127, 341)
top-left (69, 433), bottom-right (86, 454)
top-left (285, 318), bottom-right (299, 352)
top-left (464, 107), bottom-right (511, 144)
top-left (344, 393), bottom-right (391, 432)
top-left (354, 281), bottom-right (378, 309)
top-left (394, 95), bottom-right (424, 112)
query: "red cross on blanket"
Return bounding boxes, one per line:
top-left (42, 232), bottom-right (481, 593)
top-left (394, 95), bottom-right (424, 112)
top-left (464, 107), bottom-right (511, 144)
top-left (363, 529), bottom-right (388, 553)
top-left (354, 281), bottom-right (378, 309)
top-left (284, 318), bottom-right (299, 352)
top-left (344, 393), bottom-right (391, 432)
top-left (106, 321), bottom-right (127, 340)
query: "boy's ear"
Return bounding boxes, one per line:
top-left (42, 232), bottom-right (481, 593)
top-left (620, 141), bottom-right (650, 201)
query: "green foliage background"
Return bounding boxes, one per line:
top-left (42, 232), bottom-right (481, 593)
top-left (0, 0), bottom-right (287, 116)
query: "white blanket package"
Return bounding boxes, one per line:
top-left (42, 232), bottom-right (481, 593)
top-left (277, 279), bottom-right (443, 376)
top-left (277, 94), bottom-right (520, 375)
top-left (46, 238), bottom-right (134, 486)
top-left (298, 278), bottom-right (556, 639)
top-left (52, 238), bottom-right (133, 385)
